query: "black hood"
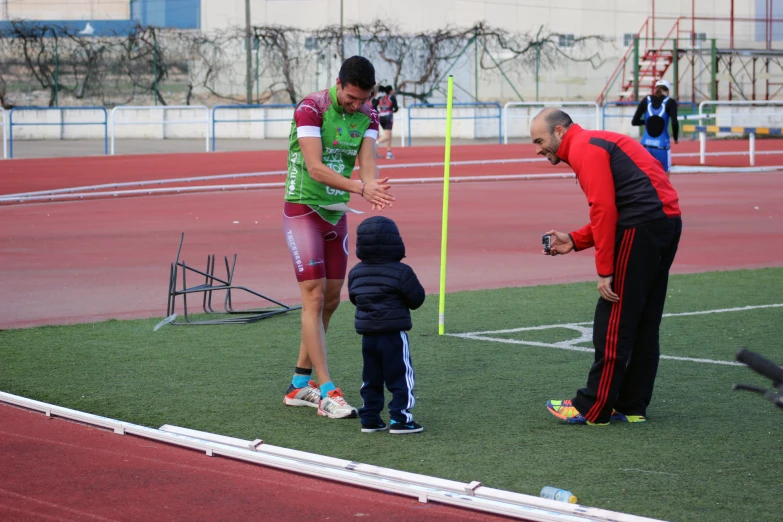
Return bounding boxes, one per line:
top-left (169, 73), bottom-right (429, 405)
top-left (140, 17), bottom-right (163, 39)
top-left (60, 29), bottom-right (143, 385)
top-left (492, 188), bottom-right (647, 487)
top-left (355, 216), bottom-right (405, 262)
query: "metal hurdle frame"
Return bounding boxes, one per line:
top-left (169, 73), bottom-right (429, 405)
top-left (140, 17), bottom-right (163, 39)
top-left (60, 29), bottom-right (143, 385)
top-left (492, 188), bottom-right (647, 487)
top-left (211, 104), bottom-right (296, 152)
top-left (407, 102), bottom-right (502, 147)
top-left (0, 107), bottom-right (7, 159)
top-left (692, 100), bottom-right (783, 165)
top-left (8, 106), bottom-right (108, 158)
top-left (167, 233), bottom-right (300, 325)
top-left (503, 102), bottom-right (600, 143)
top-left (111, 105), bottom-right (210, 155)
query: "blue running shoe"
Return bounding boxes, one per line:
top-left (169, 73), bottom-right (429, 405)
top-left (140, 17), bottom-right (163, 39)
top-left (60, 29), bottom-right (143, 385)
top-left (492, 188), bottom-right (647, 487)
top-left (389, 421), bottom-right (423, 434)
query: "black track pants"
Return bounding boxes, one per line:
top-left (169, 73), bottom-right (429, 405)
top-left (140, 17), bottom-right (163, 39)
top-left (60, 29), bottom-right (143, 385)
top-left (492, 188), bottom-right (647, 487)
top-left (573, 217), bottom-right (682, 423)
top-left (358, 331), bottom-right (416, 425)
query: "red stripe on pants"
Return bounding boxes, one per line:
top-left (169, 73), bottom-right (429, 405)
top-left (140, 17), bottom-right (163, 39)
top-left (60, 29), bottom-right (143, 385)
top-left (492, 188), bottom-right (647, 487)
top-left (586, 228), bottom-right (636, 422)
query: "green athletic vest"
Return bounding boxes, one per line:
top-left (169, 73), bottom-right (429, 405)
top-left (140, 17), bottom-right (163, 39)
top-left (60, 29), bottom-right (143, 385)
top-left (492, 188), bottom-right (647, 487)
top-left (285, 85), bottom-right (375, 224)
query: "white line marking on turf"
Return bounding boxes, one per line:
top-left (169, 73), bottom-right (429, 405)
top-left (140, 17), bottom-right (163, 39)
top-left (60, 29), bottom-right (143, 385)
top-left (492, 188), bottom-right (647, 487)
top-left (448, 303), bottom-right (783, 366)
top-left (620, 469), bottom-right (679, 476)
top-left (662, 303), bottom-right (783, 317)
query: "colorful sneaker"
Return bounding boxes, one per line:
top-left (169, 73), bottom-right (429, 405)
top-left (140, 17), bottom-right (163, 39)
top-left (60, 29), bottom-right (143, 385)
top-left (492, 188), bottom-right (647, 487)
top-left (546, 399), bottom-right (608, 425)
top-left (386, 151), bottom-right (395, 159)
top-left (283, 380), bottom-right (320, 408)
top-left (376, 151), bottom-right (384, 159)
top-left (318, 388), bottom-right (358, 419)
top-left (389, 421), bottom-right (423, 434)
top-left (611, 410), bottom-right (647, 423)
top-left (360, 421), bottom-right (388, 433)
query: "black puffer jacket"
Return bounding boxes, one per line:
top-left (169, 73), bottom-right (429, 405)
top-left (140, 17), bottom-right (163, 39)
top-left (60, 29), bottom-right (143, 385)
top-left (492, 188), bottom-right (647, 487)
top-left (348, 216), bottom-right (426, 334)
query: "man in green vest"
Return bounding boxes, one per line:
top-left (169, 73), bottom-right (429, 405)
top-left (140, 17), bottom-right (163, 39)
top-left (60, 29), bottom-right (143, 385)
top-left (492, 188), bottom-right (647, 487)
top-left (282, 56), bottom-right (395, 419)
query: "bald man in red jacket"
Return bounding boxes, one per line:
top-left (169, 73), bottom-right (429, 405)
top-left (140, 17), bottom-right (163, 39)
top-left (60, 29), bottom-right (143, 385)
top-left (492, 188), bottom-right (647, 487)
top-left (531, 108), bottom-right (682, 425)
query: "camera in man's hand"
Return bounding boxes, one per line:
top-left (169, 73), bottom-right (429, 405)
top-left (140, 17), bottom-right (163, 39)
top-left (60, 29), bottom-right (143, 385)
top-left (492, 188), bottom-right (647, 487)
top-left (542, 234), bottom-right (552, 253)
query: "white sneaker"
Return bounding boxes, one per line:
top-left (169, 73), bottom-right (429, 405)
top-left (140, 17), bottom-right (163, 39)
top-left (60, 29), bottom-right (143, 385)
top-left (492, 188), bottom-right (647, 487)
top-left (317, 388), bottom-right (358, 419)
top-left (386, 151), bottom-right (395, 159)
top-left (283, 380), bottom-right (321, 408)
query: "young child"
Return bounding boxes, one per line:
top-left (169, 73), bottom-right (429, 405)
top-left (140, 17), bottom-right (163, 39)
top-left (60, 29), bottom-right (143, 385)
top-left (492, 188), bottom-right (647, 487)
top-left (348, 216), bottom-right (426, 434)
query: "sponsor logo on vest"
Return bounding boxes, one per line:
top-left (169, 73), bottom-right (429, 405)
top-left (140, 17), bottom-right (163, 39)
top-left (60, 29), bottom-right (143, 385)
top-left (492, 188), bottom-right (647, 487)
top-left (331, 140), bottom-right (361, 148)
top-left (349, 130), bottom-right (361, 138)
top-left (326, 186), bottom-right (346, 196)
top-left (325, 147), bottom-right (357, 156)
top-left (288, 152), bottom-right (300, 194)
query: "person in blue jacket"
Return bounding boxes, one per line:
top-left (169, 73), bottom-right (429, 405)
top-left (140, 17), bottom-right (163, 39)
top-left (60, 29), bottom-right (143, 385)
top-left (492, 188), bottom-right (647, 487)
top-left (631, 79), bottom-right (679, 176)
top-left (348, 216), bottom-right (426, 434)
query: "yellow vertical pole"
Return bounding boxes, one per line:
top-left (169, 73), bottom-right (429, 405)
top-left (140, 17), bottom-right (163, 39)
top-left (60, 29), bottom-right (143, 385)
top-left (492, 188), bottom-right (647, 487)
top-left (438, 76), bottom-right (455, 335)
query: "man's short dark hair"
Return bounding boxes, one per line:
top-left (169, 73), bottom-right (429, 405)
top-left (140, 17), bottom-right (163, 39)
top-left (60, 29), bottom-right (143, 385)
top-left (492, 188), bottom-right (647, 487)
top-left (545, 109), bottom-right (573, 134)
top-left (339, 56), bottom-right (376, 91)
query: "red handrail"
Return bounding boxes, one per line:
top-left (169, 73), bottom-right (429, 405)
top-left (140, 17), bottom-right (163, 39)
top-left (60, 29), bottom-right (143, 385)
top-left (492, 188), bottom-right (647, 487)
top-left (639, 18), bottom-right (682, 85)
top-left (597, 16), bottom-right (692, 105)
top-left (596, 17), bottom-right (649, 105)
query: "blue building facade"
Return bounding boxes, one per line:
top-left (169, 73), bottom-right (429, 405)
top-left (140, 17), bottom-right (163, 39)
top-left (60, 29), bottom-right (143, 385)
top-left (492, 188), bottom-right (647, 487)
top-left (131, 0), bottom-right (201, 29)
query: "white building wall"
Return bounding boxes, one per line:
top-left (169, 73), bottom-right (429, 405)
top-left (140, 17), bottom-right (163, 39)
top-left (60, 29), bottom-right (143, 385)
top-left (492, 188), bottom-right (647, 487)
top-left (1, 1), bottom-right (772, 104)
top-left (202, 1), bottom-right (752, 39)
top-left (199, 0), bottom-right (760, 102)
top-left (4, 0), bottom-right (130, 20)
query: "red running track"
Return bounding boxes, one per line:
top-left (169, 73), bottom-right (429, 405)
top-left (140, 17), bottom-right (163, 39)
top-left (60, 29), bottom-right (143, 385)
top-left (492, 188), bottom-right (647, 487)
top-left (2, 143), bottom-right (783, 521)
top-left (2, 140), bottom-right (783, 196)
top-left (0, 403), bottom-right (514, 522)
top-left (1, 165), bottom-right (782, 329)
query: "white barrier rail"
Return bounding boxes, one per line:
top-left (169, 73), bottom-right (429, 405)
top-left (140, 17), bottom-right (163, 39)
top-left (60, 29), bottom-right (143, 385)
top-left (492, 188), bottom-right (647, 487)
top-left (503, 102), bottom-right (600, 144)
top-left (697, 100), bottom-right (783, 165)
top-left (111, 105), bottom-right (210, 155)
top-left (0, 391), bottom-right (663, 522)
top-left (1, 107), bottom-right (6, 159)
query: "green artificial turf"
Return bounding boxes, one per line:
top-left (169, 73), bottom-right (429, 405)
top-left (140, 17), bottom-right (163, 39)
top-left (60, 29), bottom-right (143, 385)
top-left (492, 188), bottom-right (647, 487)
top-left (2, 268), bottom-right (782, 521)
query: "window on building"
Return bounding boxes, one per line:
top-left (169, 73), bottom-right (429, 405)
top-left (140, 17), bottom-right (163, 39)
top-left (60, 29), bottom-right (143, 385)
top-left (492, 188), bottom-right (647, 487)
top-left (755, 0), bottom-right (783, 42)
top-left (558, 34), bottom-right (575, 47)
top-left (623, 33), bottom-right (637, 47)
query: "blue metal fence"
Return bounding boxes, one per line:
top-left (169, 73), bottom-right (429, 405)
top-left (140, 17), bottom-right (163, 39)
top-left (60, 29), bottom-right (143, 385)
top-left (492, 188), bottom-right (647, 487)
top-left (9, 106), bottom-right (108, 158)
top-left (406, 102), bottom-right (502, 147)
top-left (211, 104), bottom-right (296, 152)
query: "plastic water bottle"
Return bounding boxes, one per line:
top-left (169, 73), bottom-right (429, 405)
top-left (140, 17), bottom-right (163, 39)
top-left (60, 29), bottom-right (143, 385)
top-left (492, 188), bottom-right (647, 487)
top-left (540, 486), bottom-right (577, 503)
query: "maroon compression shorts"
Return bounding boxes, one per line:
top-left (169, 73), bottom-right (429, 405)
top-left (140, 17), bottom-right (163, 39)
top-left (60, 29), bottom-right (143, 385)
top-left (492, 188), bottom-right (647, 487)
top-left (283, 202), bottom-right (349, 282)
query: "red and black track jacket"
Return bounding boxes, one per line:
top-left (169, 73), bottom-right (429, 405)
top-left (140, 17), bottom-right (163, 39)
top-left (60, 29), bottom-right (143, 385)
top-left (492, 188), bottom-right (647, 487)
top-left (557, 124), bottom-right (681, 277)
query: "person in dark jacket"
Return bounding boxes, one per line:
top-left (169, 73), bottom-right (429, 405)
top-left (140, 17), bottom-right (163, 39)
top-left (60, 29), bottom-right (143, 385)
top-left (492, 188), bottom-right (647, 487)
top-left (631, 79), bottom-right (679, 176)
top-left (348, 216), bottom-right (426, 434)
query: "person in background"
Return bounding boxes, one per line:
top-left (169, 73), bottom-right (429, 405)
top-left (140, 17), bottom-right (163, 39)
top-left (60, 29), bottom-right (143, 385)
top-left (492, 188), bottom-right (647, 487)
top-left (631, 79), bottom-right (679, 176)
top-left (375, 85), bottom-right (399, 160)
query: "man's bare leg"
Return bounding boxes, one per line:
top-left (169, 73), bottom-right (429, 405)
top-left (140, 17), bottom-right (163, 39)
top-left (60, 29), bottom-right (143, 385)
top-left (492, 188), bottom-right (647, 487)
top-left (293, 277), bottom-right (354, 417)
top-left (322, 278), bottom-right (344, 332)
top-left (296, 278), bottom-right (330, 384)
